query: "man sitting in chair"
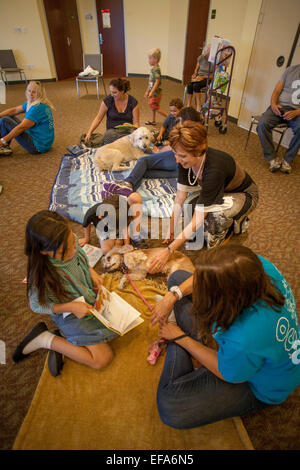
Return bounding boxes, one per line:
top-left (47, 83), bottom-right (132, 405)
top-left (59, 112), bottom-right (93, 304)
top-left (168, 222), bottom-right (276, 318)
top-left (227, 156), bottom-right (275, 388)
top-left (257, 64), bottom-right (300, 174)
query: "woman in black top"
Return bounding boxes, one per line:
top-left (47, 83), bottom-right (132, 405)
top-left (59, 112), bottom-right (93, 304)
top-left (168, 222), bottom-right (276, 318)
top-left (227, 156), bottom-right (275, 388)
top-left (148, 121), bottom-right (259, 274)
top-left (85, 78), bottom-right (140, 145)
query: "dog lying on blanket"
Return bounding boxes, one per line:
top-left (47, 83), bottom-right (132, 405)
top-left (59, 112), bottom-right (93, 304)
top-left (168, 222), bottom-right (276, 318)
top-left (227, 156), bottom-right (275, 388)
top-left (94, 127), bottom-right (153, 172)
top-left (101, 244), bottom-right (195, 289)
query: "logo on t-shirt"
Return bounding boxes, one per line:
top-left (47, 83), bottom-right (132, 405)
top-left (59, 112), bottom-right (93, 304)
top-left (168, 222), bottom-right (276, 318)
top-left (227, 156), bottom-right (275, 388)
top-left (292, 79), bottom-right (300, 105)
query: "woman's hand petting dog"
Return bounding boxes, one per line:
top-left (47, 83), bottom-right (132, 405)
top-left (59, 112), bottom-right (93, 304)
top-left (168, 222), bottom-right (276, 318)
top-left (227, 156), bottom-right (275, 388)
top-left (148, 248), bottom-right (171, 274)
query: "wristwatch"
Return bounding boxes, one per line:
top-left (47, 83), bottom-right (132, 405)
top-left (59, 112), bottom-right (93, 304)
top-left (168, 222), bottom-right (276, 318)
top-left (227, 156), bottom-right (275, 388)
top-left (1, 138), bottom-right (7, 145)
top-left (169, 285), bottom-right (183, 300)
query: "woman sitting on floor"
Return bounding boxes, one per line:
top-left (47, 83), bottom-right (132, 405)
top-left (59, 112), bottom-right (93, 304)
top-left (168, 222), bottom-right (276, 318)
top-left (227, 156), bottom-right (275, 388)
top-left (85, 78), bottom-right (140, 145)
top-left (0, 81), bottom-right (54, 156)
top-left (151, 244), bottom-right (300, 428)
top-left (148, 120), bottom-right (259, 273)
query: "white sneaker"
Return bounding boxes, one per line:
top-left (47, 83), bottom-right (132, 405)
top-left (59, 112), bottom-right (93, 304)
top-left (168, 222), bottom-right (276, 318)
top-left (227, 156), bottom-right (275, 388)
top-left (79, 66), bottom-right (99, 77)
top-left (269, 159), bottom-right (281, 173)
top-left (280, 160), bottom-right (292, 174)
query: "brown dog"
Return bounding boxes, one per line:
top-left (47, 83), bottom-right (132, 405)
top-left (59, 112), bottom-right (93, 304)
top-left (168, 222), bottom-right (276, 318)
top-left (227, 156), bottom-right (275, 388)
top-left (101, 244), bottom-right (195, 289)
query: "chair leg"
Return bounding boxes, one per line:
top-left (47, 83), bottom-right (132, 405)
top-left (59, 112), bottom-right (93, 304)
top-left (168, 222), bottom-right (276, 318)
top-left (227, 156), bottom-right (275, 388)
top-left (96, 80), bottom-right (99, 100)
top-left (275, 129), bottom-right (286, 153)
top-left (84, 83), bottom-right (88, 94)
top-left (244, 119), bottom-right (255, 150)
top-left (76, 79), bottom-right (79, 98)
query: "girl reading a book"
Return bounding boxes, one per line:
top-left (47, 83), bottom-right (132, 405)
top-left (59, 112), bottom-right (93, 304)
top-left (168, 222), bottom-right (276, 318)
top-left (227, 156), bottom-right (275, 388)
top-left (12, 210), bottom-right (119, 377)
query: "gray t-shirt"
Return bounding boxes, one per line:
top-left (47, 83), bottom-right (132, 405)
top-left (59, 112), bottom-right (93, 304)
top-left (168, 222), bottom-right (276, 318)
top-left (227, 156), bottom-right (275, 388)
top-left (197, 55), bottom-right (210, 77)
top-left (279, 65), bottom-right (300, 108)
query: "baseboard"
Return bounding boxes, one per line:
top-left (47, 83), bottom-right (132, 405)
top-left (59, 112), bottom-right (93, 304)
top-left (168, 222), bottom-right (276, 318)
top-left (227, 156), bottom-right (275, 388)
top-left (128, 73), bottom-right (182, 84)
top-left (4, 78), bottom-right (56, 85)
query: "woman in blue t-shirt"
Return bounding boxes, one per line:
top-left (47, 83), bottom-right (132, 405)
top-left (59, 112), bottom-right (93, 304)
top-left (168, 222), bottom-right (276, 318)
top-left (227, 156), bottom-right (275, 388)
top-left (85, 78), bottom-right (140, 145)
top-left (151, 244), bottom-right (300, 428)
top-left (0, 81), bottom-right (54, 156)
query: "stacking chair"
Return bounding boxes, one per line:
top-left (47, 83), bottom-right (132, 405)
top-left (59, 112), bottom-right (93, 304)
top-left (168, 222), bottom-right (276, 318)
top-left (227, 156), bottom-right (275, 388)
top-left (0, 50), bottom-right (27, 84)
top-left (76, 54), bottom-right (106, 100)
top-left (244, 114), bottom-right (288, 152)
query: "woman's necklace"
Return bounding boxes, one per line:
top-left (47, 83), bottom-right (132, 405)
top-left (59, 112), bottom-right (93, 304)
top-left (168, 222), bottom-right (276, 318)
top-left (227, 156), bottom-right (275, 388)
top-left (188, 156), bottom-right (205, 186)
top-left (115, 95), bottom-right (128, 113)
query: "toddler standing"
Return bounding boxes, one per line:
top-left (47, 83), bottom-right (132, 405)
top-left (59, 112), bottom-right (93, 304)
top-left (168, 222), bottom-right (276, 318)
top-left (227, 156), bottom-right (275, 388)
top-left (144, 48), bottom-right (167, 126)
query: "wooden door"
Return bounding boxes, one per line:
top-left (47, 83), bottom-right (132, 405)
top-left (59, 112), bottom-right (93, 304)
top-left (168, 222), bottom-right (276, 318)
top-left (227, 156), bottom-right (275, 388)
top-left (183, 0), bottom-right (210, 85)
top-left (95, 0), bottom-right (126, 77)
top-left (43, 0), bottom-right (83, 80)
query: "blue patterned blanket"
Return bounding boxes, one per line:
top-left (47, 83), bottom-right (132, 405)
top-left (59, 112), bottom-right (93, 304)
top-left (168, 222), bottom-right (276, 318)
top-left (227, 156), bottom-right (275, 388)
top-left (49, 148), bottom-right (177, 224)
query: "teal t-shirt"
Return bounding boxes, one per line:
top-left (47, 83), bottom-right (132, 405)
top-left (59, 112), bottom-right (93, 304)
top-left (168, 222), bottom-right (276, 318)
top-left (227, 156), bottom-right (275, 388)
top-left (22, 102), bottom-right (54, 152)
top-left (214, 256), bottom-right (300, 404)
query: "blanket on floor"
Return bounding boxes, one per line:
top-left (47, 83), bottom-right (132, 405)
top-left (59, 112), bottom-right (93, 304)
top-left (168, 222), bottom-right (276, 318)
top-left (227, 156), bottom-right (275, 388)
top-left (49, 148), bottom-right (177, 224)
top-left (13, 273), bottom-right (254, 451)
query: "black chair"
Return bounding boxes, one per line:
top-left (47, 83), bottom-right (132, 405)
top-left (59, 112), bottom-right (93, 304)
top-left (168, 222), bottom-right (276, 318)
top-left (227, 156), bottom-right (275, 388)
top-left (0, 50), bottom-right (27, 84)
top-left (76, 54), bottom-right (106, 100)
top-left (244, 114), bottom-right (288, 151)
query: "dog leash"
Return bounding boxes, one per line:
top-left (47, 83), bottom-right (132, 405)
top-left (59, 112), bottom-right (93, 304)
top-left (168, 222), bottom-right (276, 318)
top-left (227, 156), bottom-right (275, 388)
top-left (120, 263), bottom-right (153, 312)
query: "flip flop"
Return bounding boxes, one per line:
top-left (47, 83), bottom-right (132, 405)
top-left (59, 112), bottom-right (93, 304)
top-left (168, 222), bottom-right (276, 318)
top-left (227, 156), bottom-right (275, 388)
top-left (144, 121), bottom-right (157, 126)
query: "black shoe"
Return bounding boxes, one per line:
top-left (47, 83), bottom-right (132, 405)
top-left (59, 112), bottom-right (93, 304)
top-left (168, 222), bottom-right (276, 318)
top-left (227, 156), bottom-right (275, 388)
top-left (131, 238), bottom-right (148, 249)
top-left (12, 322), bottom-right (48, 363)
top-left (48, 329), bottom-right (64, 377)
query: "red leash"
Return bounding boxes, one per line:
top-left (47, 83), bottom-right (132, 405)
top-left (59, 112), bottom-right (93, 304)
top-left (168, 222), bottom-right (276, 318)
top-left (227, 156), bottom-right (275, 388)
top-left (125, 272), bottom-right (153, 312)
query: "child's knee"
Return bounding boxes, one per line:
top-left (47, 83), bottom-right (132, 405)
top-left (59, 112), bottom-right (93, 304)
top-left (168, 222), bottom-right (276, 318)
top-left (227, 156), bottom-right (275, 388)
top-left (92, 347), bottom-right (114, 370)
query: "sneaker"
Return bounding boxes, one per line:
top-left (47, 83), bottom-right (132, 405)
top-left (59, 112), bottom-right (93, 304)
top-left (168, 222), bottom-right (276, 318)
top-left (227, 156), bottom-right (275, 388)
top-left (280, 160), bottom-right (292, 174)
top-left (0, 145), bottom-right (12, 156)
top-left (269, 158), bottom-right (281, 172)
top-left (207, 225), bottom-right (234, 250)
top-left (131, 238), bottom-right (148, 249)
top-left (103, 181), bottom-right (133, 197)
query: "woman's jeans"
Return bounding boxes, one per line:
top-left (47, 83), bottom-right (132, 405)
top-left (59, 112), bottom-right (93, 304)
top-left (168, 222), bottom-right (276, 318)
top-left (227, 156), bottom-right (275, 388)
top-left (0, 116), bottom-right (40, 154)
top-left (257, 106), bottom-right (300, 163)
top-left (156, 270), bottom-right (267, 429)
top-left (125, 150), bottom-right (178, 191)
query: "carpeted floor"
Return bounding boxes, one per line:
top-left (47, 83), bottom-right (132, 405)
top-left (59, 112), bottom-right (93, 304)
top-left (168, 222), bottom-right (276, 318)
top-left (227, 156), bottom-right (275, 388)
top-left (0, 77), bottom-right (299, 450)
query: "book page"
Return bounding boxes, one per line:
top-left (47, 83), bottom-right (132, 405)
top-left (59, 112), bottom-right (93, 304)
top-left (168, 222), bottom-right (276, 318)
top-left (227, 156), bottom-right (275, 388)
top-left (91, 287), bottom-right (143, 335)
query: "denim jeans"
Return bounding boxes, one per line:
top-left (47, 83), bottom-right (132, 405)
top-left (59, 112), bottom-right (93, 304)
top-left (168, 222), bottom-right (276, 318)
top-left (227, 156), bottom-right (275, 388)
top-left (257, 106), bottom-right (300, 163)
top-left (0, 116), bottom-right (40, 154)
top-left (156, 270), bottom-right (267, 429)
top-left (125, 150), bottom-right (178, 191)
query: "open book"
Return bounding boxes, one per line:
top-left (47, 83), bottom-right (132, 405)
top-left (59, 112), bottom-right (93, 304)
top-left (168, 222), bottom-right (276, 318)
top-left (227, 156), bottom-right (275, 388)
top-left (90, 286), bottom-right (144, 336)
top-left (81, 243), bottom-right (103, 268)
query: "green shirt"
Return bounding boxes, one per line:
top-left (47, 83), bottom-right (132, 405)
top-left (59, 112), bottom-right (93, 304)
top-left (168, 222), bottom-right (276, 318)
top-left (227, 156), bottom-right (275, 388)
top-left (29, 245), bottom-right (96, 314)
top-left (149, 66), bottom-right (162, 97)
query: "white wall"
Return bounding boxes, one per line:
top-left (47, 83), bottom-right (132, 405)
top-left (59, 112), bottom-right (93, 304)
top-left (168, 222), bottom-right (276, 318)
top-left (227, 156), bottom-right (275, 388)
top-left (206, 0), bottom-right (262, 118)
top-left (77, 0), bottom-right (99, 55)
top-left (0, 0), bottom-right (55, 81)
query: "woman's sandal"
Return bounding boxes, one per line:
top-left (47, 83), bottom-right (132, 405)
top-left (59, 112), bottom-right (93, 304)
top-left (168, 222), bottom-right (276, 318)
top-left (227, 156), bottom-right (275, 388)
top-left (144, 121), bottom-right (157, 126)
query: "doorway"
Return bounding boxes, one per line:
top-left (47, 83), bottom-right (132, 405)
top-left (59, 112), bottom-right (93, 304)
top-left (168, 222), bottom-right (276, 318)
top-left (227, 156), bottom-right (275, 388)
top-left (95, 0), bottom-right (126, 78)
top-left (238, 0), bottom-right (300, 149)
top-left (43, 0), bottom-right (83, 80)
top-left (182, 0), bottom-right (210, 85)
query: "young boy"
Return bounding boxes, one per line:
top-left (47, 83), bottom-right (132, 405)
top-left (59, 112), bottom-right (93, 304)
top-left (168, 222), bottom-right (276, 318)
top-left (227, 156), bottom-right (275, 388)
top-left (144, 48), bottom-right (167, 126)
top-left (156, 98), bottom-right (183, 145)
top-left (79, 193), bottom-right (146, 254)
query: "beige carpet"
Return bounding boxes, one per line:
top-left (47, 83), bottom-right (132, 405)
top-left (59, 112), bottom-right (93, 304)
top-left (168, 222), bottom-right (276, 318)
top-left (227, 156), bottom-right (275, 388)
top-left (13, 274), bottom-right (253, 451)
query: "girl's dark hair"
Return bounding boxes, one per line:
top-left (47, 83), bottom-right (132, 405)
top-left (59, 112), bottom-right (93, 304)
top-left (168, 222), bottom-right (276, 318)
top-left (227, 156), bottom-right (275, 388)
top-left (191, 244), bottom-right (285, 338)
top-left (25, 210), bottom-right (73, 305)
top-left (99, 194), bottom-right (133, 227)
top-left (109, 78), bottom-right (131, 93)
top-left (177, 106), bottom-right (201, 123)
